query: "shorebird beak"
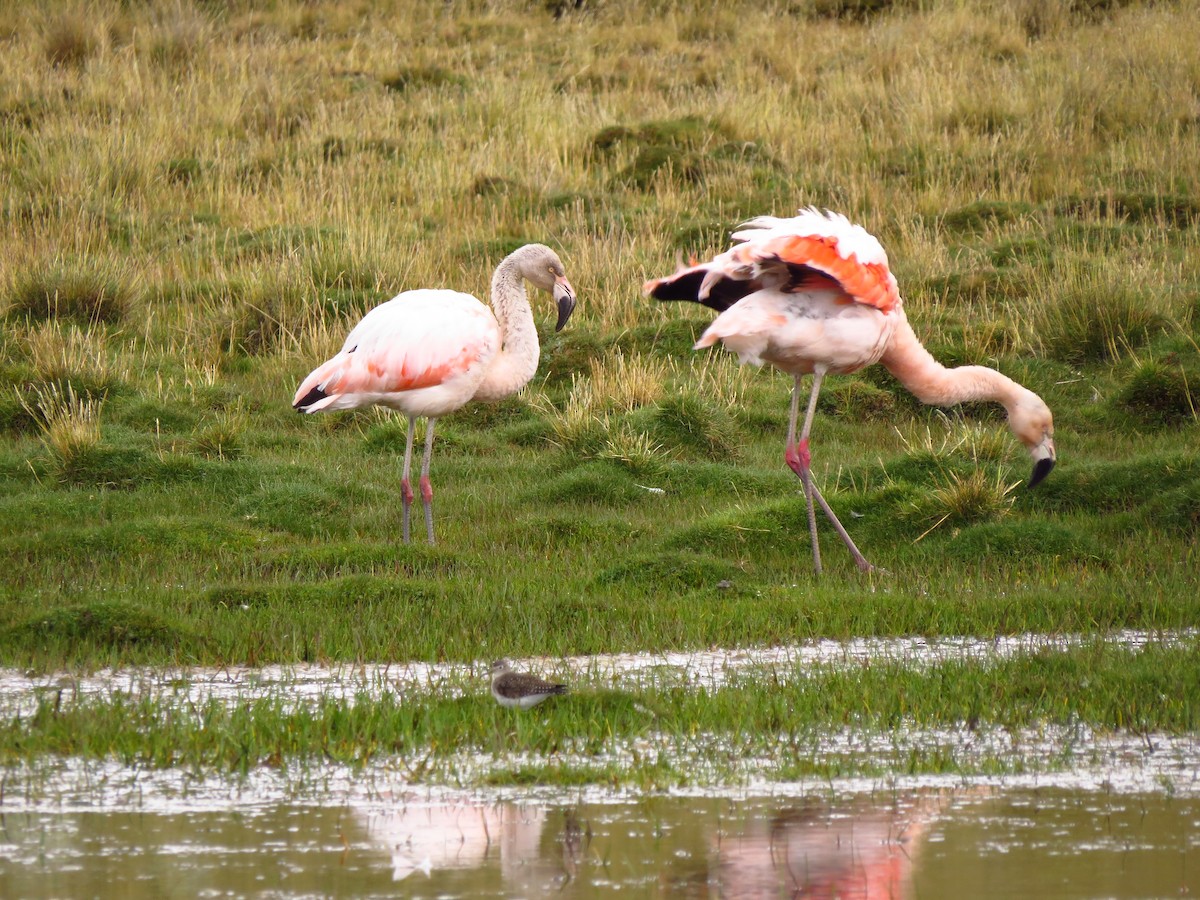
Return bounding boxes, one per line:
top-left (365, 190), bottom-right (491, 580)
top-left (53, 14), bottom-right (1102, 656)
top-left (1028, 436), bottom-right (1056, 488)
top-left (553, 277), bottom-right (576, 332)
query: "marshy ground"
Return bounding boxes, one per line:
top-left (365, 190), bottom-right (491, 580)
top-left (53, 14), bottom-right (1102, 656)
top-left (1, 0), bottom-right (1198, 826)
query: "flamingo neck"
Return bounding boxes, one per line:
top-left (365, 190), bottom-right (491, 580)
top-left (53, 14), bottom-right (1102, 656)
top-left (880, 311), bottom-right (1026, 413)
top-left (474, 256), bottom-right (539, 402)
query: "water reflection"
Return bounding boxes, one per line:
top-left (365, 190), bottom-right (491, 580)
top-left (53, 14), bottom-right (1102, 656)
top-left (351, 792), bottom-right (951, 897)
top-left (349, 795), bottom-right (937, 896)
top-left (358, 801), bottom-right (554, 885)
top-left (704, 796), bottom-right (939, 898)
top-left (2, 788), bottom-right (1197, 897)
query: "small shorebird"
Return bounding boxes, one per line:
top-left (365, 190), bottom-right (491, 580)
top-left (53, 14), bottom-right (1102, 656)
top-left (490, 659), bottom-right (568, 709)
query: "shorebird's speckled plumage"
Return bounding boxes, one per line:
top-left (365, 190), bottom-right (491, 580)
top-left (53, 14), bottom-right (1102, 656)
top-left (490, 659), bottom-right (568, 709)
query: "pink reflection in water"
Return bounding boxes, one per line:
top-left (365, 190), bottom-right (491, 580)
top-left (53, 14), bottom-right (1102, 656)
top-left (702, 795), bottom-right (944, 899)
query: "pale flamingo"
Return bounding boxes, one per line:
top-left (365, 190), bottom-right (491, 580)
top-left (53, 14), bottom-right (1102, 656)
top-left (644, 207), bottom-right (1055, 574)
top-left (293, 244), bottom-right (575, 544)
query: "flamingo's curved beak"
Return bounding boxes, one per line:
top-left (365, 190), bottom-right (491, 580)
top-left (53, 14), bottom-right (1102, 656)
top-left (553, 277), bottom-right (576, 332)
top-left (1028, 436), bottom-right (1056, 488)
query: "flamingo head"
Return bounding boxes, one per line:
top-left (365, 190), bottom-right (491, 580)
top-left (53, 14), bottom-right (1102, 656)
top-left (515, 244), bottom-right (576, 331)
top-left (1008, 390), bottom-right (1056, 487)
top-left (697, 247), bottom-right (757, 301)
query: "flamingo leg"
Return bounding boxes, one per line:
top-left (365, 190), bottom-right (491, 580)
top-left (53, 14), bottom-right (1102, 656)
top-left (807, 481), bottom-right (872, 572)
top-left (419, 418), bottom-right (436, 545)
top-left (401, 415), bottom-right (416, 544)
top-left (784, 375), bottom-right (822, 574)
top-left (784, 372), bottom-right (874, 573)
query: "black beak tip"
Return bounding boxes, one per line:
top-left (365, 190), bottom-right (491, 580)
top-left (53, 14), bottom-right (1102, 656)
top-left (555, 295), bottom-right (576, 332)
top-left (1029, 457), bottom-right (1055, 489)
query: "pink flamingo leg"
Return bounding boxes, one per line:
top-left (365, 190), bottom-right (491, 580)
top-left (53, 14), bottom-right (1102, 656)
top-left (785, 372), bottom-right (874, 574)
top-left (400, 416), bottom-right (416, 544)
top-left (419, 419), bottom-right (436, 545)
top-left (785, 374), bottom-right (823, 574)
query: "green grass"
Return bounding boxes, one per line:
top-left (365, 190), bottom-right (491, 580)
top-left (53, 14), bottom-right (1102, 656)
top-left (1, 0), bottom-right (1199, 786)
top-left (2, 642), bottom-right (1195, 782)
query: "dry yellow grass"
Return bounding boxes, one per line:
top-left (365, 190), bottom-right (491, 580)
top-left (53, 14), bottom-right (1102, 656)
top-left (1, 0), bottom-right (1198, 436)
top-left (20, 382), bottom-right (104, 470)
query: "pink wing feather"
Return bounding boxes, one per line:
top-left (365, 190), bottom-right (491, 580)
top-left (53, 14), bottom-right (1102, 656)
top-left (293, 290), bottom-right (498, 411)
top-left (644, 207), bottom-right (900, 315)
top-left (731, 208), bottom-right (900, 313)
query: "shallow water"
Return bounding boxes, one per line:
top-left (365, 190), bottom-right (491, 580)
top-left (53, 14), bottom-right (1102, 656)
top-left (2, 627), bottom-right (1193, 718)
top-left (3, 631), bottom-right (1197, 895)
top-left (1, 787), bottom-right (1196, 898)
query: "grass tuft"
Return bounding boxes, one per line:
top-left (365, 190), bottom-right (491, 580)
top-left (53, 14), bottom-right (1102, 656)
top-left (944, 520), bottom-right (1104, 562)
top-left (43, 11), bottom-right (97, 67)
top-left (589, 116), bottom-right (748, 188)
top-left (189, 413), bottom-right (246, 460)
top-left (8, 266), bottom-right (132, 325)
top-left (235, 481), bottom-right (351, 539)
top-left (1032, 453), bottom-right (1200, 516)
top-left (1117, 358), bottom-right (1196, 426)
top-left (910, 469), bottom-right (1018, 539)
top-left (4, 600), bottom-right (185, 654)
top-left (940, 201), bottom-right (1034, 234)
top-left (21, 382), bottom-right (104, 480)
top-left (1055, 192), bottom-right (1200, 228)
top-left (587, 351), bottom-right (667, 411)
top-left (809, 0), bottom-right (918, 21)
top-left (892, 415), bottom-right (1011, 472)
top-left (652, 393), bottom-right (740, 459)
top-left (1032, 282), bottom-right (1168, 364)
top-left (142, 3), bottom-right (210, 67)
top-left (598, 424), bottom-right (669, 479)
top-left (22, 320), bottom-right (122, 396)
top-left (593, 550), bottom-right (741, 591)
top-left (380, 67), bottom-right (467, 92)
top-left (539, 329), bottom-right (607, 383)
top-left (532, 461), bottom-right (650, 506)
top-left (1143, 479), bottom-right (1200, 536)
top-left (164, 157), bottom-right (203, 186)
top-left (537, 378), bottom-right (609, 455)
top-left (820, 378), bottom-right (897, 421)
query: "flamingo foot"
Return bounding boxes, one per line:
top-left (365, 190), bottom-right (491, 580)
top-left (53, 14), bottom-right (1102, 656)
top-left (419, 475), bottom-right (434, 545)
top-left (401, 477), bottom-right (414, 544)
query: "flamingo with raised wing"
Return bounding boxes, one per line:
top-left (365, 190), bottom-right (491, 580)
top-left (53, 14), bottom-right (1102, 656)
top-left (644, 208), bottom-right (1055, 574)
top-left (294, 243), bottom-right (576, 544)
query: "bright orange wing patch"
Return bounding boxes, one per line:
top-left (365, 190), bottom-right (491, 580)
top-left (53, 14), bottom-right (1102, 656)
top-left (742, 234), bottom-right (900, 313)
